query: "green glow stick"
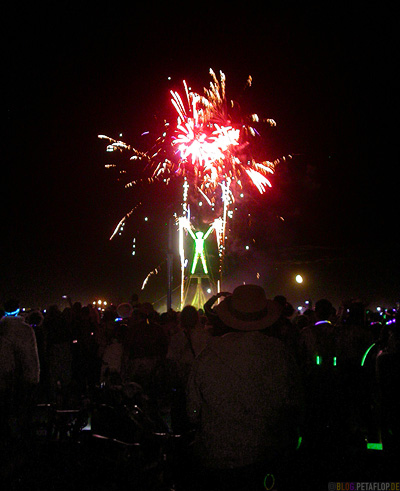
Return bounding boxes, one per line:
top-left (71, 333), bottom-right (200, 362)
top-left (361, 343), bottom-right (376, 367)
top-left (367, 442), bottom-right (383, 450)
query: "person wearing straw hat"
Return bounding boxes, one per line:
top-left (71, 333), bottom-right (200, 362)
top-left (186, 284), bottom-right (304, 489)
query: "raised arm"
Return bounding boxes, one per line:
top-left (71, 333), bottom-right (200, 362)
top-left (203, 224), bottom-right (214, 240)
top-left (186, 226), bottom-right (196, 240)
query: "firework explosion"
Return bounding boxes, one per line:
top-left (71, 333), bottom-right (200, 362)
top-left (99, 69), bottom-right (288, 306)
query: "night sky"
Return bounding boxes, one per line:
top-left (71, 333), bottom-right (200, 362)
top-left (3, 5), bottom-right (398, 310)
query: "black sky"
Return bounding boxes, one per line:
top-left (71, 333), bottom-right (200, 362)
top-left (3, 4), bottom-right (398, 309)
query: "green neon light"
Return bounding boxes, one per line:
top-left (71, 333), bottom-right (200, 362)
top-left (263, 473), bottom-right (275, 490)
top-left (296, 435), bottom-right (302, 450)
top-left (315, 355), bottom-right (338, 366)
top-left (367, 442), bottom-right (383, 450)
top-left (189, 226), bottom-right (213, 275)
top-left (361, 343), bottom-right (376, 367)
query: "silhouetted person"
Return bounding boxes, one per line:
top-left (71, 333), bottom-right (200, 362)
top-left (187, 285), bottom-right (304, 490)
top-left (375, 312), bottom-right (400, 454)
top-left (25, 309), bottom-right (46, 400)
top-left (299, 298), bottom-right (342, 454)
top-left (0, 298), bottom-right (40, 404)
top-left (271, 295), bottom-right (300, 360)
top-left (0, 299), bottom-right (40, 479)
top-left (299, 299), bottom-right (336, 367)
top-left (44, 305), bottom-right (73, 401)
top-left (336, 301), bottom-right (374, 439)
top-left (77, 306), bottom-right (99, 390)
top-left (168, 305), bottom-right (210, 381)
top-left (167, 305), bottom-right (210, 432)
top-left (100, 323), bottom-right (124, 383)
top-left (122, 302), bottom-right (168, 397)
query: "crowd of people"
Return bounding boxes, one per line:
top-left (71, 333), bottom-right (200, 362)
top-left (0, 287), bottom-right (399, 489)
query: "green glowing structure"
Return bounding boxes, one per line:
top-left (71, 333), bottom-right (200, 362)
top-left (188, 225), bottom-right (214, 275)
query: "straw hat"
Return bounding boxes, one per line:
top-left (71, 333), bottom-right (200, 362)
top-left (215, 284), bottom-right (282, 331)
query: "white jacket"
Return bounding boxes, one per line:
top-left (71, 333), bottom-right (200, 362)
top-left (0, 315), bottom-right (40, 389)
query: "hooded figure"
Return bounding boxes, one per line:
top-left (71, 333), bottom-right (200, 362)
top-left (186, 285), bottom-right (304, 479)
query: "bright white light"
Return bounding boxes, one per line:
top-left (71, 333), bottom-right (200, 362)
top-left (295, 275), bottom-right (303, 284)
